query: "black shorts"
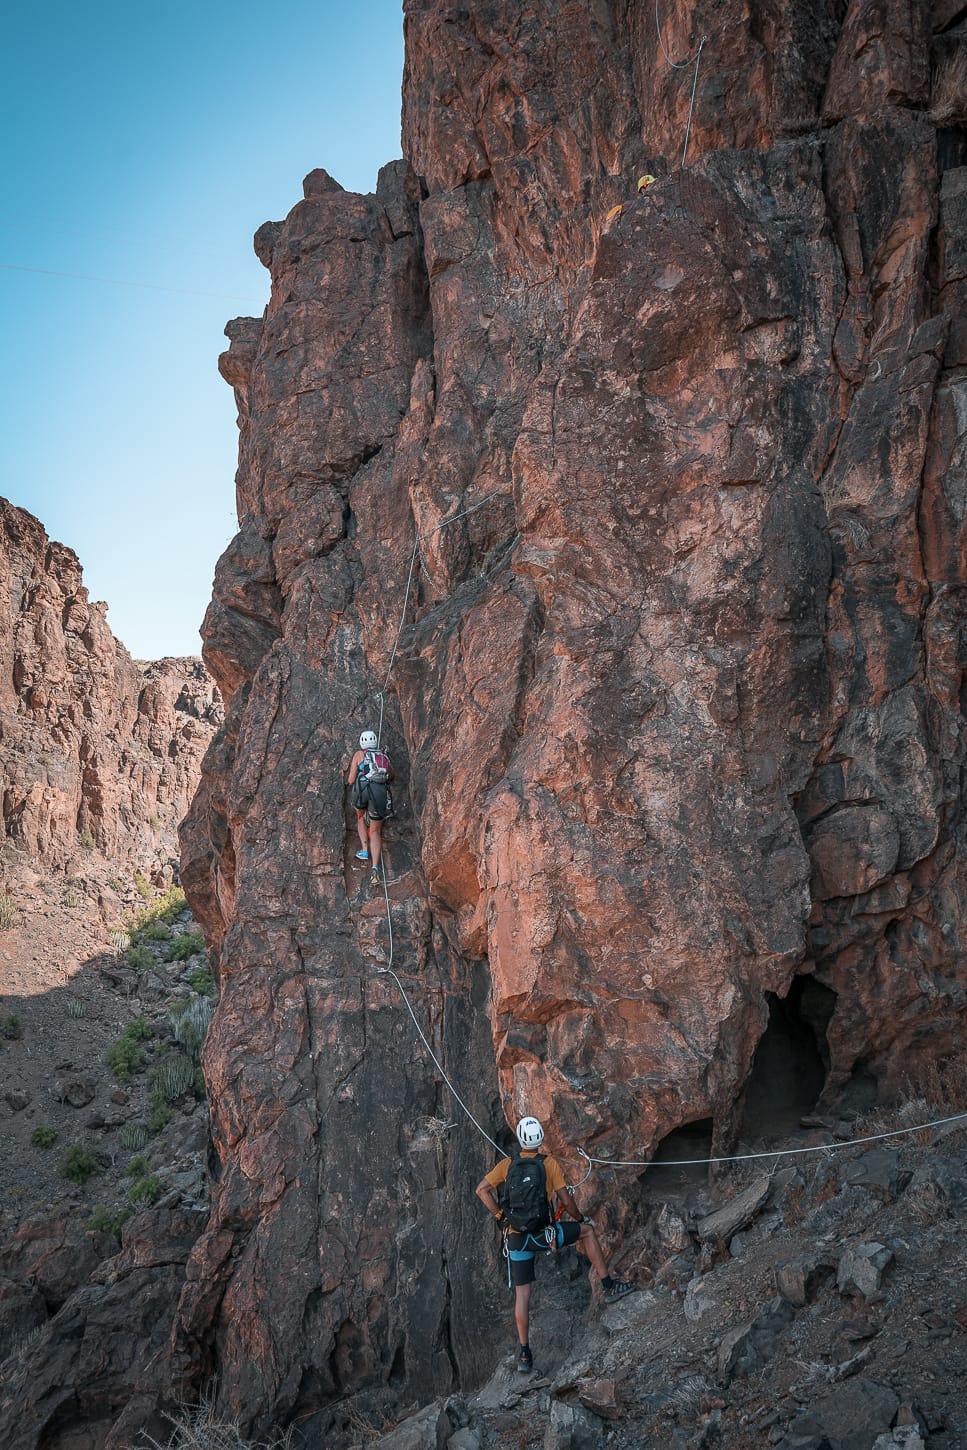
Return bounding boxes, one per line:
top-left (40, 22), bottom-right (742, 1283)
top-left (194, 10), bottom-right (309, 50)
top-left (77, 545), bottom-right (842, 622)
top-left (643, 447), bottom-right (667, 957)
top-left (352, 779), bottom-right (391, 822)
top-left (505, 1220), bottom-right (581, 1287)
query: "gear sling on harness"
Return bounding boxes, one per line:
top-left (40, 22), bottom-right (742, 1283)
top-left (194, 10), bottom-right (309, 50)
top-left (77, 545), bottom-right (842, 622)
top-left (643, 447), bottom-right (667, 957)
top-left (503, 1224), bottom-right (562, 1288)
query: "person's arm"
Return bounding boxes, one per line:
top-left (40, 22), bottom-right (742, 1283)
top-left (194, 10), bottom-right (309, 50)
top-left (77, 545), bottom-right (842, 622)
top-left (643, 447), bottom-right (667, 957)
top-left (387, 761), bottom-right (396, 782)
top-left (554, 1186), bottom-right (584, 1222)
top-left (348, 750), bottom-right (363, 785)
top-left (476, 1177), bottom-right (504, 1222)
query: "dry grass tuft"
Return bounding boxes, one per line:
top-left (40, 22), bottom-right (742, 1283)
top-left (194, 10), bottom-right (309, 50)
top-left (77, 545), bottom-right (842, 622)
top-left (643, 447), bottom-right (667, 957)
top-left (931, 49), bottom-right (967, 126)
top-left (0, 892), bottom-right (16, 930)
top-left (420, 1115), bottom-right (454, 1139)
top-left (783, 1183), bottom-right (806, 1227)
top-left (901, 1051), bottom-right (967, 1115)
top-left (665, 1375), bottom-right (713, 1412)
top-left (139, 1393), bottom-right (295, 1450)
top-left (905, 1178), bottom-right (947, 1227)
top-left (810, 1172), bottom-right (839, 1210)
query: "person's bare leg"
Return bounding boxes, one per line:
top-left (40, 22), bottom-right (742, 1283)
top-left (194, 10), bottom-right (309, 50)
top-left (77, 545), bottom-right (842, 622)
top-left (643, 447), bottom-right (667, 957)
top-left (514, 1283), bottom-right (531, 1345)
top-left (355, 810), bottom-right (370, 855)
top-left (575, 1223), bottom-right (609, 1280)
top-left (369, 819), bottom-right (383, 872)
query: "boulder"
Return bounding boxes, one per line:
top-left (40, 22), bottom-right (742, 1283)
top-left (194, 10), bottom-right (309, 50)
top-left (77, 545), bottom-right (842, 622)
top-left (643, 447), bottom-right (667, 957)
top-left (776, 1254), bottom-right (836, 1307)
top-left (837, 1243), bottom-right (894, 1298)
top-left (544, 1400), bottom-right (604, 1450)
top-left (53, 1079), bottom-right (96, 1108)
top-left (718, 1297), bottom-right (796, 1380)
top-left (697, 1176), bottom-right (772, 1243)
top-left (790, 1378), bottom-right (900, 1450)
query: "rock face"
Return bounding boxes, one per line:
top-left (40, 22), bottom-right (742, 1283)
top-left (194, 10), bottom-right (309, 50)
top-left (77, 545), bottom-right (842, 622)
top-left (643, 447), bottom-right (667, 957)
top-left (0, 497), bottom-right (221, 885)
top-left (179, 0), bottom-right (967, 1437)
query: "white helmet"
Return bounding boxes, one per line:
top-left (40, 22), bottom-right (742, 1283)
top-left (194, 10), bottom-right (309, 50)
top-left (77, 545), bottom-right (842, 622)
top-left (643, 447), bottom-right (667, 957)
top-left (359, 730), bottom-right (378, 749)
top-left (516, 1116), bottom-right (544, 1148)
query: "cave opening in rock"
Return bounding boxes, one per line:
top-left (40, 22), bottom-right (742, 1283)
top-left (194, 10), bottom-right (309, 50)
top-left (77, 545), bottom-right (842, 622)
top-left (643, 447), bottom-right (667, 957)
top-left (937, 126), bottom-right (967, 173)
top-left (739, 974), bottom-right (837, 1139)
top-left (639, 1117), bottom-right (714, 1200)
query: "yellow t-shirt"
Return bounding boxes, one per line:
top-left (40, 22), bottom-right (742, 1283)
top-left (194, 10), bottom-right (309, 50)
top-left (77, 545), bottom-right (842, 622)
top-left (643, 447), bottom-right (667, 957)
top-left (485, 1151), bottom-right (566, 1200)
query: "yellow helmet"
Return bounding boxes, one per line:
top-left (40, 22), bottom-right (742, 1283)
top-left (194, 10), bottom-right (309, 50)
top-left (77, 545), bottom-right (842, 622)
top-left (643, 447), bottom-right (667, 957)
top-left (637, 174), bottom-right (657, 191)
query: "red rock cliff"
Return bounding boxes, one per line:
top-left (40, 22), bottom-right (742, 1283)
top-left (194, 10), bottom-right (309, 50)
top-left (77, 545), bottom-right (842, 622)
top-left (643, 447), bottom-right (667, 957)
top-left (179, 0), bottom-right (967, 1434)
top-left (0, 496), bottom-right (221, 889)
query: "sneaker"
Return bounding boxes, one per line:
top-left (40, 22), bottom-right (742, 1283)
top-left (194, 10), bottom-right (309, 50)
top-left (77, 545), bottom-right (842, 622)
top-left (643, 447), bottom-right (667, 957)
top-left (516, 1345), bottom-right (533, 1375)
top-left (355, 849), bottom-right (370, 861)
top-left (604, 1279), bottom-right (634, 1302)
top-left (369, 870), bottom-right (380, 888)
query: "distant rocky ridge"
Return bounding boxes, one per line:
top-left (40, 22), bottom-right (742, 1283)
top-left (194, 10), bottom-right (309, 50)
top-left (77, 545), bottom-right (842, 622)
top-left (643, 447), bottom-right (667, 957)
top-left (0, 496), bottom-right (221, 895)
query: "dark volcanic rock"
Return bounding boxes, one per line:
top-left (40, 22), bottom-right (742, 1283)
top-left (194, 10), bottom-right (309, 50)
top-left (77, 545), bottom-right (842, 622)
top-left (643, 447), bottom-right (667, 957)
top-left (0, 1212), bottom-right (201, 1450)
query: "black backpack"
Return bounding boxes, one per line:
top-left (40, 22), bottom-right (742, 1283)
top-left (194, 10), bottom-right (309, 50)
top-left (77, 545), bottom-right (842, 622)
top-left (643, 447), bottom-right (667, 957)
top-left (502, 1152), bottom-right (550, 1234)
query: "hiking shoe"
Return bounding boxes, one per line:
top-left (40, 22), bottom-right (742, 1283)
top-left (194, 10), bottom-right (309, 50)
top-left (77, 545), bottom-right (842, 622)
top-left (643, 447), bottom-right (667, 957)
top-left (369, 870), bottom-right (380, 888)
top-left (604, 1279), bottom-right (634, 1302)
top-left (355, 849), bottom-right (370, 861)
top-left (516, 1345), bottom-right (533, 1375)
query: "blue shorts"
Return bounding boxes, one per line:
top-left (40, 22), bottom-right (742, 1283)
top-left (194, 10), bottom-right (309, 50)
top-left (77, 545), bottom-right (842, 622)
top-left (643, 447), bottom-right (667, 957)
top-left (504, 1220), bottom-right (582, 1287)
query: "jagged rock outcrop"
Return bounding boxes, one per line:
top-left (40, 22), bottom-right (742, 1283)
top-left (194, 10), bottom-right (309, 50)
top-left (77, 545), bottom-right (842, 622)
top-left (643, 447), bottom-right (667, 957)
top-left (0, 497), bottom-right (221, 888)
top-left (177, 0), bottom-right (967, 1439)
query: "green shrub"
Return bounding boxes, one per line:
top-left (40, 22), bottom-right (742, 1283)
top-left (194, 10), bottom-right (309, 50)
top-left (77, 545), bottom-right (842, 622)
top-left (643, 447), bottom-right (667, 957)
top-left (119, 1123), bottom-right (149, 1151)
top-left (86, 1206), bottom-right (131, 1236)
top-left (106, 1018), bottom-right (153, 1084)
top-left (128, 1174), bottom-right (163, 1206)
top-left (126, 944), bottom-right (154, 971)
top-left (31, 1125), bottom-right (58, 1149)
top-left (107, 1036), bottom-right (142, 1082)
top-left (0, 1013), bottom-right (23, 1040)
top-left (78, 827), bottom-right (95, 850)
top-left (65, 996), bottom-right (87, 1019)
top-left (147, 1102), bottom-right (172, 1134)
top-left (61, 1143), bottom-right (100, 1183)
top-left (166, 931), bottom-right (206, 963)
top-left (0, 892), bottom-right (15, 929)
top-left (107, 1037), bottom-right (142, 1083)
top-left (187, 965), bottom-right (216, 997)
top-left (128, 885), bottom-right (187, 932)
top-left (134, 920), bottom-right (172, 944)
top-left (126, 1153), bottom-right (148, 1177)
top-left (133, 871), bottom-right (151, 898)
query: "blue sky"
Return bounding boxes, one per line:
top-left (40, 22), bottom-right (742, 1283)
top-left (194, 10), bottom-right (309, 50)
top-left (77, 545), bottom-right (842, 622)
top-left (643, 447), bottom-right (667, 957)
top-left (2, 1), bottom-right (404, 660)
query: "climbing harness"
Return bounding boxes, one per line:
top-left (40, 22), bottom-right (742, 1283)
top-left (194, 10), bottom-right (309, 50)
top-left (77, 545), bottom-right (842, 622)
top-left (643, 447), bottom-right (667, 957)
top-left (502, 1223), bottom-right (562, 1288)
